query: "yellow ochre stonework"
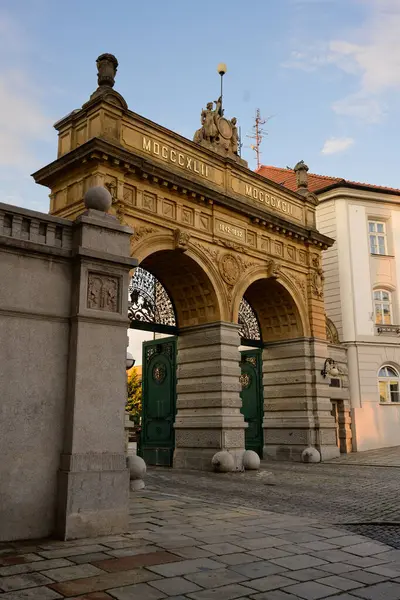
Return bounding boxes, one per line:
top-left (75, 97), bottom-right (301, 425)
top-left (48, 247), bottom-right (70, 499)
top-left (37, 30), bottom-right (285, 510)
top-left (33, 57), bottom-right (333, 342)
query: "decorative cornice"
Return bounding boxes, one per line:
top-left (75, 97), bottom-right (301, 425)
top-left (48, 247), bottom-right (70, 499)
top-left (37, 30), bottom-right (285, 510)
top-left (32, 137), bottom-right (334, 249)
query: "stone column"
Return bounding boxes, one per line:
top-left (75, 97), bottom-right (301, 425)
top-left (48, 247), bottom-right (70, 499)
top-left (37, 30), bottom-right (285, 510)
top-left (174, 322), bottom-right (247, 471)
top-left (56, 207), bottom-right (136, 540)
top-left (262, 338), bottom-right (340, 462)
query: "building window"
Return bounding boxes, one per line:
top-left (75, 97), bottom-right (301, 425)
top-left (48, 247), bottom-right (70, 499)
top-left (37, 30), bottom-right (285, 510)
top-left (379, 365), bottom-right (400, 403)
top-left (374, 290), bottom-right (392, 324)
top-left (369, 220), bottom-right (387, 255)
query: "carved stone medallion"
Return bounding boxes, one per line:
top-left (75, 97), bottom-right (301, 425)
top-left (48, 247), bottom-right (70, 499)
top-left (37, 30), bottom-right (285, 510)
top-left (218, 117), bottom-right (232, 139)
top-left (219, 253), bottom-right (241, 285)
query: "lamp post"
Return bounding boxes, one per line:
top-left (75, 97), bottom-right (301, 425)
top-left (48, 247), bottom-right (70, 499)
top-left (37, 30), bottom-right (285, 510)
top-left (321, 358), bottom-right (339, 378)
top-left (217, 62), bottom-right (227, 116)
top-left (126, 351), bottom-right (135, 371)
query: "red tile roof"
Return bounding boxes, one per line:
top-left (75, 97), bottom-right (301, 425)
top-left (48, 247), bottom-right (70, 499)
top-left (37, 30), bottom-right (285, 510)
top-left (256, 165), bottom-right (400, 196)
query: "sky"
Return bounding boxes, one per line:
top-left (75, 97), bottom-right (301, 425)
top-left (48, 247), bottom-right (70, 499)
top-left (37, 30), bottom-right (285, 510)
top-left (2, 0), bottom-right (400, 214)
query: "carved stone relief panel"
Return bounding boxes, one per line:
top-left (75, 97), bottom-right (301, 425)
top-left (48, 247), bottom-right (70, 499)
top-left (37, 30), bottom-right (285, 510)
top-left (163, 199), bottom-right (176, 220)
top-left (123, 183), bottom-right (136, 206)
top-left (143, 192), bottom-right (157, 212)
top-left (247, 231), bottom-right (256, 247)
top-left (299, 250), bottom-right (307, 265)
top-left (87, 272), bottom-right (120, 312)
top-left (274, 241), bottom-right (284, 257)
top-left (182, 207), bottom-right (194, 225)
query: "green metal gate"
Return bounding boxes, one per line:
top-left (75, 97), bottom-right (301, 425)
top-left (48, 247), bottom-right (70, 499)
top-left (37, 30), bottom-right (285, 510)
top-left (141, 337), bottom-right (177, 466)
top-left (240, 349), bottom-right (263, 458)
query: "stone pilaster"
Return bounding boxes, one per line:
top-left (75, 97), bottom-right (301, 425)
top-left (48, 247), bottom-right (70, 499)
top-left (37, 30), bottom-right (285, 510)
top-left (262, 338), bottom-right (340, 462)
top-left (56, 209), bottom-right (136, 540)
top-left (174, 321), bottom-right (247, 471)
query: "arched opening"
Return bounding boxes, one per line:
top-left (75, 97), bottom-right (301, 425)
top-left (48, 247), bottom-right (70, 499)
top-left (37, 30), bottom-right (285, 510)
top-left (243, 277), bottom-right (304, 342)
top-left (127, 248), bottom-right (222, 467)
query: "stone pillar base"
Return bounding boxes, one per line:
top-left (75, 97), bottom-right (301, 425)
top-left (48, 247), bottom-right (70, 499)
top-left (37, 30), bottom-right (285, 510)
top-left (56, 453), bottom-right (129, 540)
top-left (263, 339), bottom-right (340, 463)
top-left (174, 322), bottom-right (247, 472)
top-left (174, 447), bottom-right (245, 471)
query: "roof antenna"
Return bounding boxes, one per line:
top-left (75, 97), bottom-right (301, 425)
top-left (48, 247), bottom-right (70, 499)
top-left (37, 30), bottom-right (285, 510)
top-left (247, 109), bottom-right (273, 170)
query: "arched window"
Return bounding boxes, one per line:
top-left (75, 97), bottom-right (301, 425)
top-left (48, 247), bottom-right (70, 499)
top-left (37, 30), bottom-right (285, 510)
top-left (374, 290), bottom-right (392, 324)
top-left (378, 365), bottom-right (400, 403)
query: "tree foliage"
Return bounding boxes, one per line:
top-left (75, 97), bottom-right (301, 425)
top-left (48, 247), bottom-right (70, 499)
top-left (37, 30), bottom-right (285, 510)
top-left (126, 369), bottom-right (142, 425)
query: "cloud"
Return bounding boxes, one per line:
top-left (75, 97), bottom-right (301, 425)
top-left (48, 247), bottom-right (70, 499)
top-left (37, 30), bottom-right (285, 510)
top-left (286, 0), bottom-right (400, 122)
top-left (321, 137), bottom-right (354, 155)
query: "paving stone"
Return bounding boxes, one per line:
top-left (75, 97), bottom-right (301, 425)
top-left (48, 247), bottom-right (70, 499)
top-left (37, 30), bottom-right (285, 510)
top-left (149, 576), bottom-right (202, 595)
top-left (69, 553), bottom-right (114, 564)
top-left (0, 587), bottom-right (63, 599)
top-left (340, 569), bottom-right (389, 584)
top-left (146, 557), bottom-right (222, 577)
top-left (0, 572), bottom-right (53, 592)
top-left (277, 545), bottom-right (312, 555)
top-left (370, 550), bottom-right (400, 562)
top-left (367, 564), bottom-right (400, 577)
top-left (326, 536), bottom-right (370, 547)
top-left (39, 545), bottom-right (109, 560)
top-left (214, 552), bottom-right (261, 566)
top-left (242, 573), bottom-right (298, 592)
top-left (200, 543), bottom-right (246, 556)
top-left (168, 546), bottom-right (214, 559)
top-left (230, 560), bottom-right (288, 578)
top-left (343, 543), bottom-right (391, 557)
top-left (282, 580), bottom-right (341, 599)
top-left (0, 554), bottom-right (44, 567)
top-left (299, 541), bottom-right (339, 551)
top-left (309, 550), bottom-right (361, 564)
top-left (106, 546), bottom-right (161, 558)
top-left (314, 575), bottom-right (365, 591)
top-left (238, 537), bottom-right (289, 551)
top-left (48, 568), bottom-right (159, 596)
top-left (68, 594), bottom-right (114, 600)
top-left (0, 559), bottom-right (73, 577)
top-left (93, 550), bottom-right (181, 572)
top-left (277, 533), bottom-right (325, 545)
top-left (185, 567), bottom-right (247, 588)
top-left (270, 555), bottom-right (329, 571)
top-left (44, 563), bottom-right (104, 582)
top-left (107, 582), bottom-right (166, 599)
top-left (318, 563), bottom-right (359, 575)
top-left (282, 568), bottom-right (332, 582)
top-left (248, 548), bottom-right (294, 560)
top-left (250, 591), bottom-right (304, 600)
top-left (187, 582), bottom-right (254, 599)
top-left (343, 555), bottom-right (390, 568)
top-left (351, 581), bottom-right (400, 599)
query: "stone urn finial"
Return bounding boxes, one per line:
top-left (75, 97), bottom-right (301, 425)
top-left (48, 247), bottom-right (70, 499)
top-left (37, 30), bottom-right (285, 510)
top-left (96, 53), bottom-right (118, 88)
top-left (294, 160), bottom-right (309, 191)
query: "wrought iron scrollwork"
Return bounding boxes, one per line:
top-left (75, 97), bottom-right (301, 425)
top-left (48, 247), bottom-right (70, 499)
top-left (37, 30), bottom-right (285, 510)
top-left (238, 298), bottom-right (261, 341)
top-left (128, 267), bottom-right (176, 327)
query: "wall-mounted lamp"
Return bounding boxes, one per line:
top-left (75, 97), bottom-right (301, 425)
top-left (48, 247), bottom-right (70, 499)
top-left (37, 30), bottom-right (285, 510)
top-left (126, 351), bottom-right (135, 371)
top-left (321, 358), bottom-right (339, 378)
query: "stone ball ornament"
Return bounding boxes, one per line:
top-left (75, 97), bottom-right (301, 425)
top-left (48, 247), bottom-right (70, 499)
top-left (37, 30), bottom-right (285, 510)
top-left (84, 186), bottom-right (112, 212)
top-left (211, 450), bottom-right (234, 472)
top-left (301, 446), bottom-right (321, 464)
top-left (243, 450), bottom-right (260, 470)
top-left (128, 453), bottom-right (147, 491)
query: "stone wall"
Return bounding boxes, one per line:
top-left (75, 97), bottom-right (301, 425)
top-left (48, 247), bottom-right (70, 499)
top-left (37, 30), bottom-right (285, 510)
top-left (0, 200), bottom-right (135, 541)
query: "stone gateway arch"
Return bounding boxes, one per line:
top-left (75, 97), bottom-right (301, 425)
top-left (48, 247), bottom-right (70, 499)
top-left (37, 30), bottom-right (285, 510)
top-left (33, 54), bottom-right (341, 470)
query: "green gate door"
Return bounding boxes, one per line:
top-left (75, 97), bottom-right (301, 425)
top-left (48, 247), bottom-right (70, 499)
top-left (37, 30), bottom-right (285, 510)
top-left (141, 337), bottom-right (177, 467)
top-left (240, 349), bottom-right (263, 458)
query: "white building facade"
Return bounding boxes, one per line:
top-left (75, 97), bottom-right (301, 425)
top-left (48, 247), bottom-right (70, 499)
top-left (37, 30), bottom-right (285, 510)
top-left (317, 184), bottom-right (400, 451)
top-left (258, 165), bottom-right (400, 453)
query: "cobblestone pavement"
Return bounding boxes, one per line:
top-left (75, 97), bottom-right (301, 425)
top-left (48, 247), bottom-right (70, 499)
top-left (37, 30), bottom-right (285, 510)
top-left (327, 446), bottom-right (400, 467)
top-left (3, 491), bottom-right (400, 599)
top-left (146, 454), bottom-right (400, 548)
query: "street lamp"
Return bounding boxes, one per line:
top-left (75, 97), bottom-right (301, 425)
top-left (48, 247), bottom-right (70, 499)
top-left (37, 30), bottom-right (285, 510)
top-left (126, 351), bottom-right (135, 371)
top-left (217, 62), bottom-right (227, 116)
